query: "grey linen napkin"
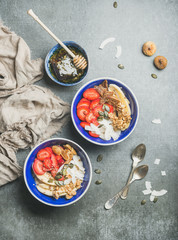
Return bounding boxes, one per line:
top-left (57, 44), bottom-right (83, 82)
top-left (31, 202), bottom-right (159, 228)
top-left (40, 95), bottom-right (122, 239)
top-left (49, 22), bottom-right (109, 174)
top-left (0, 23), bottom-right (70, 186)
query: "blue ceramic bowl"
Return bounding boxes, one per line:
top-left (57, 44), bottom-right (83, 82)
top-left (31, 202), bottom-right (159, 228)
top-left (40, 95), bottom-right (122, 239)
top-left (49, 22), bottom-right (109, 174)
top-left (24, 138), bottom-right (92, 207)
top-left (45, 41), bottom-right (89, 86)
top-left (71, 78), bottom-right (139, 146)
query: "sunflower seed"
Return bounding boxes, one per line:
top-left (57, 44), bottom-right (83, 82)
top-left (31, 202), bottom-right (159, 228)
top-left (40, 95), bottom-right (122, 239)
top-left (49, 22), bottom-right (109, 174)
top-left (97, 154), bottom-right (103, 162)
top-left (118, 64), bottom-right (124, 69)
top-left (113, 2), bottom-right (118, 8)
top-left (151, 74), bottom-right (157, 79)
top-left (94, 169), bottom-right (101, 174)
top-left (98, 124), bottom-right (104, 128)
top-left (95, 180), bottom-right (102, 185)
top-left (153, 197), bottom-right (158, 203)
top-left (141, 199), bottom-right (146, 205)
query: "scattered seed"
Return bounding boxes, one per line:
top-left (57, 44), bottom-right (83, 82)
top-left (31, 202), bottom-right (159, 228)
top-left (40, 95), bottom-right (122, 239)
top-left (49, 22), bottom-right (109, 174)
top-left (99, 111), bottom-right (104, 116)
top-left (102, 105), bottom-right (106, 110)
top-left (153, 197), bottom-right (158, 203)
top-left (68, 163), bottom-right (74, 168)
top-left (94, 169), bottom-right (101, 174)
top-left (97, 116), bottom-right (104, 121)
top-left (105, 105), bottom-right (110, 112)
top-left (104, 111), bottom-right (108, 117)
top-left (118, 64), bottom-right (124, 69)
top-left (98, 124), bottom-right (104, 128)
top-left (113, 1), bottom-right (118, 8)
top-left (97, 154), bottom-right (103, 162)
top-left (55, 173), bottom-right (63, 180)
top-left (95, 180), bottom-right (102, 185)
top-left (48, 179), bottom-right (54, 183)
top-left (141, 199), bottom-right (146, 205)
top-left (151, 74), bottom-right (157, 79)
top-left (55, 181), bottom-right (62, 186)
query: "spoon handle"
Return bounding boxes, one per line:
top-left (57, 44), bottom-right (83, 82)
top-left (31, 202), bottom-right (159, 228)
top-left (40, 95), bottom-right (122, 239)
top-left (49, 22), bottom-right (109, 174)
top-left (105, 185), bottom-right (127, 210)
top-left (27, 9), bottom-right (75, 58)
top-left (121, 162), bottom-right (137, 199)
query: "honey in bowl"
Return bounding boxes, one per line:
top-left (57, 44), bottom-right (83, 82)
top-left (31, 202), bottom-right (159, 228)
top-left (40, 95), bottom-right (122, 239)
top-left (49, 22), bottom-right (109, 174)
top-left (49, 47), bottom-right (85, 84)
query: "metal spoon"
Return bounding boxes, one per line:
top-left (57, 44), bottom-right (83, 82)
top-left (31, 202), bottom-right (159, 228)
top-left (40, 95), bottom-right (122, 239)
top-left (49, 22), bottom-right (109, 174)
top-left (121, 144), bottom-right (146, 199)
top-left (105, 165), bottom-right (148, 210)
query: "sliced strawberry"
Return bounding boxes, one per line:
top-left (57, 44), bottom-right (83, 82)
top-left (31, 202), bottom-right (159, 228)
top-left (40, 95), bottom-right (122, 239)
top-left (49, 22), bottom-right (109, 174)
top-left (90, 98), bottom-right (100, 109)
top-left (33, 159), bottom-right (45, 175)
top-left (37, 149), bottom-right (51, 161)
top-left (56, 155), bottom-right (65, 167)
top-left (44, 147), bottom-right (53, 155)
top-left (51, 167), bottom-right (59, 178)
top-left (89, 131), bottom-right (99, 138)
top-left (51, 154), bottom-right (59, 168)
top-left (92, 105), bottom-right (103, 117)
top-left (83, 88), bottom-right (100, 100)
top-left (79, 98), bottom-right (90, 104)
top-left (43, 158), bottom-right (52, 169)
top-left (86, 112), bottom-right (97, 123)
top-left (105, 103), bottom-right (114, 113)
top-left (80, 122), bottom-right (90, 128)
top-left (77, 107), bottom-right (90, 121)
top-left (91, 119), bottom-right (99, 126)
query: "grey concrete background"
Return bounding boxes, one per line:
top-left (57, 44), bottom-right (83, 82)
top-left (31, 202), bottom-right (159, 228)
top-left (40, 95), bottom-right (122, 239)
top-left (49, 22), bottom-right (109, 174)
top-left (0, 0), bottom-right (178, 239)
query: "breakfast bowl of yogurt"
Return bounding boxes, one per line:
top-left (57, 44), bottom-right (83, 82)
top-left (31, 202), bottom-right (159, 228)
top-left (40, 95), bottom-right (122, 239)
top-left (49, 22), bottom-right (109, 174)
top-left (45, 41), bottom-right (89, 86)
top-left (24, 138), bottom-right (92, 207)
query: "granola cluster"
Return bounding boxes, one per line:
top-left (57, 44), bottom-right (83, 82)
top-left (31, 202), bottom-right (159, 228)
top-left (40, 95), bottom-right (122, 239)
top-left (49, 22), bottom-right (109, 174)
top-left (94, 80), bottom-right (131, 131)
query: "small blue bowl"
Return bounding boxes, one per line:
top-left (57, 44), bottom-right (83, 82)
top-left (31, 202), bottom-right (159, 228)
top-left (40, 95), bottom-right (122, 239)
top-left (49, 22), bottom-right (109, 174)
top-left (45, 41), bottom-right (89, 86)
top-left (71, 78), bottom-right (139, 146)
top-left (24, 138), bottom-right (92, 207)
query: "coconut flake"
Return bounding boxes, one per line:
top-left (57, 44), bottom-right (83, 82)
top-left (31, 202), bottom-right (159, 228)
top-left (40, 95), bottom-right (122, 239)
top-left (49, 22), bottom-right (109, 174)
top-left (161, 171), bottom-right (166, 176)
top-left (142, 189), bottom-right (152, 195)
top-left (99, 37), bottom-right (115, 49)
top-left (150, 194), bottom-right (155, 202)
top-left (152, 189), bottom-right (167, 197)
top-left (145, 181), bottom-right (152, 190)
top-left (154, 158), bottom-right (160, 165)
top-left (115, 45), bottom-right (122, 58)
top-left (152, 119), bottom-right (161, 124)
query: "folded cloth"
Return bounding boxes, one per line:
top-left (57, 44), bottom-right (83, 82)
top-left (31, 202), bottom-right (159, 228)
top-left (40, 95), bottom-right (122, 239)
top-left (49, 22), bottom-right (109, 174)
top-left (0, 23), bottom-right (70, 186)
top-left (0, 22), bottom-right (44, 97)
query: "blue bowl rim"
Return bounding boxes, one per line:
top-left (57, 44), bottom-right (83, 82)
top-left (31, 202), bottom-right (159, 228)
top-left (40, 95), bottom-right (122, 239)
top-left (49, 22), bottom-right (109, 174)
top-left (71, 77), bottom-right (139, 146)
top-left (45, 41), bottom-right (89, 87)
top-left (23, 138), bottom-right (92, 207)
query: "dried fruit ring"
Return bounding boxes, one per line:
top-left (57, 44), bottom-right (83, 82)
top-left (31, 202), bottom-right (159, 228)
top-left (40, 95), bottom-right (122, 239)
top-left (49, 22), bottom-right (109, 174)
top-left (154, 56), bottom-right (167, 70)
top-left (142, 41), bottom-right (156, 56)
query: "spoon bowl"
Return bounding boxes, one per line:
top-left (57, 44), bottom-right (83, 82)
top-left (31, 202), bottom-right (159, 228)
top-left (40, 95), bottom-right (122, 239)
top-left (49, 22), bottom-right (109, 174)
top-left (105, 164), bottom-right (148, 210)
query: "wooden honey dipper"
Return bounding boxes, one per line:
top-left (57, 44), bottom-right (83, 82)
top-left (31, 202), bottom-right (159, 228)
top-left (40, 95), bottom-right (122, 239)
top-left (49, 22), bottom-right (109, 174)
top-left (27, 9), bottom-right (87, 70)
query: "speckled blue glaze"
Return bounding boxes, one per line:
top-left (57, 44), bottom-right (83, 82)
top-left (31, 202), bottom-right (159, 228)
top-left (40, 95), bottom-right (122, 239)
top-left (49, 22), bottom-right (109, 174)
top-left (45, 41), bottom-right (88, 86)
top-left (24, 138), bottom-right (92, 207)
top-left (71, 78), bottom-right (139, 146)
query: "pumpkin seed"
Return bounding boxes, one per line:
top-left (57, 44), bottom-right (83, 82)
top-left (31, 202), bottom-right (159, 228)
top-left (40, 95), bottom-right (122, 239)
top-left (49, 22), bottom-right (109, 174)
top-left (105, 105), bottom-right (110, 112)
top-left (102, 104), bottom-right (106, 110)
top-left (151, 74), bottom-right (157, 79)
top-left (98, 124), bottom-right (104, 128)
top-left (55, 181), bottom-right (62, 186)
top-left (48, 179), bottom-right (54, 183)
top-left (118, 64), bottom-right (124, 69)
top-left (104, 111), bottom-right (108, 117)
top-left (97, 154), bottom-right (103, 162)
top-left (97, 116), bottom-right (104, 121)
top-left (95, 180), bottom-right (102, 185)
top-left (153, 197), bottom-right (158, 203)
top-left (62, 168), bottom-right (67, 176)
top-left (68, 163), bottom-right (74, 168)
top-left (55, 173), bottom-right (63, 180)
top-left (113, 1), bottom-right (118, 8)
top-left (99, 111), bottom-right (104, 116)
top-left (141, 199), bottom-right (146, 205)
top-left (94, 169), bottom-right (101, 174)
